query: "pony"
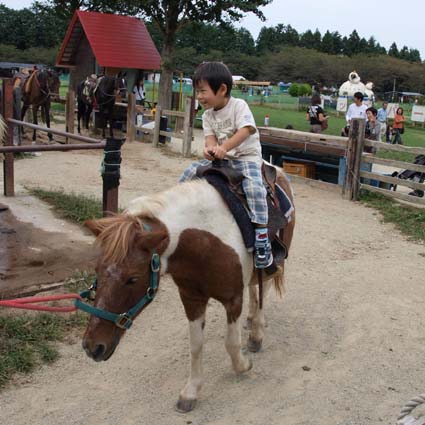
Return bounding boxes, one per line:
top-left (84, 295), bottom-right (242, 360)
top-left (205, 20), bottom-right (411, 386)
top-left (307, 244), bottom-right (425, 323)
top-left (21, 69), bottom-right (60, 142)
top-left (76, 75), bottom-right (97, 134)
top-left (93, 74), bottom-right (127, 139)
top-left (81, 170), bottom-right (295, 412)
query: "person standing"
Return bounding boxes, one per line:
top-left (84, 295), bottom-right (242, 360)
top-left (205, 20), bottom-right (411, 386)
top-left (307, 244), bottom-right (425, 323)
top-left (132, 78), bottom-right (145, 106)
top-left (377, 102), bottom-right (388, 142)
top-left (392, 107), bottom-right (405, 145)
top-left (365, 107), bottom-right (381, 153)
top-left (306, 94), bottom-right (328, 133)
top-left (346, 92), bottom-right (368, 124)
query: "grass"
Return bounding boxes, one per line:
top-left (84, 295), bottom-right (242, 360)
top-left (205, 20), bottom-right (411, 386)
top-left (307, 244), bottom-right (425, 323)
top-left (360, 192), bottom-right (425, 242)
top-left (0, 271), bottom-right (93, 390)
top-left (1, 189), bottom-right (100, 390)
top-left (27, 188), bottom-right (103, 223)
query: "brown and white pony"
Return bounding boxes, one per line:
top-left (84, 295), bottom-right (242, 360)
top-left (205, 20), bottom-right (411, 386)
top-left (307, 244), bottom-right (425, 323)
top-left (83, 169), bottom-right (295, 412)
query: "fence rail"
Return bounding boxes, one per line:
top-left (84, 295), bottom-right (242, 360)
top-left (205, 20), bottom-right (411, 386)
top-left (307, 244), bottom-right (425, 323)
top-left (258, 121), bottom-right (425, 206)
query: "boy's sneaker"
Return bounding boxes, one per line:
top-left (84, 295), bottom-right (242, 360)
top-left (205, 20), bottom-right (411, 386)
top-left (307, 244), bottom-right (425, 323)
top-left (254, 235), bottom-right (273, 269)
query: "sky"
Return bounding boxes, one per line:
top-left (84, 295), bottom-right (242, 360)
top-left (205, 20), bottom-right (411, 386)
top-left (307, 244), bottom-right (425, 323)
top-left (2, 0), bottom-right (425, 59)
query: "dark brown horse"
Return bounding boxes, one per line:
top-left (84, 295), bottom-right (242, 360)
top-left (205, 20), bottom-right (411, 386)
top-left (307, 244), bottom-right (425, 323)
top-left (80, 170), bottom-right (295, 412)
top-left (93, 74), bottom-right (127, 139)
top-left (76, 76), bottom-right (96, 134)
top-left (21, 69), bottom-right (60, 142)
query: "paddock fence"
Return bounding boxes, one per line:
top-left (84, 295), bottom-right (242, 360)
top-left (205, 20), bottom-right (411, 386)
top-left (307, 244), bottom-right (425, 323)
top-left (259, 119), bottom-right (425, 206)
top-left (1, 79), bottom-right (120, 215)
top-left (124, 93), bottom-right (195, 157)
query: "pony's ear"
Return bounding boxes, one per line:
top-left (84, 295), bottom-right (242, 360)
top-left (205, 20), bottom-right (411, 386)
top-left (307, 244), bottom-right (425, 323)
top-left (137, 230), bottom-right (169, 254)
top-left (85, 219), bottom-right (105, 236)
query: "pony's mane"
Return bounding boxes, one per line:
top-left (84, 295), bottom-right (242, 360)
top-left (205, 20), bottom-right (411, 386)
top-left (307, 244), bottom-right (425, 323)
top-left (94, 214), bottom-right (146, 265)
top-left (127, 180), bottom-right (208, 218)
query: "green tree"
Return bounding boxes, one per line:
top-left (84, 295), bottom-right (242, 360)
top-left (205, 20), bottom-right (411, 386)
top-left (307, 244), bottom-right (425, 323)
top-left (388, 42), bottom-right (399, 58)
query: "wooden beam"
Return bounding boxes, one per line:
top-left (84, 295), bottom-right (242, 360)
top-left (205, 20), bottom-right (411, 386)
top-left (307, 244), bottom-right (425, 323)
top-left (360, 170), bottom-right (425, 192)
top-left (361, 155), bottom-right (425, 174)
top-left (182, 96), bottom-right (193, 157)
top-left (364, 139), bottom-right (425, 155)
top-left (3, 79), bottom-right (14, 196)
top-left (126, 93), bottom-right (136, 142)
top-left (153, 105), bottom-right (161, 147)
top-left (360, 184), bottom-right (425, 206)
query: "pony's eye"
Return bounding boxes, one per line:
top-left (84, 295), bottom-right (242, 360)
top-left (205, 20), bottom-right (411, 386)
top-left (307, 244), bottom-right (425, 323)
top-left (126, 277), bottom-right (138, 285)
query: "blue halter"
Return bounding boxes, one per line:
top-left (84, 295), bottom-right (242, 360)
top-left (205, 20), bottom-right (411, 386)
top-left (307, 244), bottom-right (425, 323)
top-left (74, 253), bottom-right (160, 330)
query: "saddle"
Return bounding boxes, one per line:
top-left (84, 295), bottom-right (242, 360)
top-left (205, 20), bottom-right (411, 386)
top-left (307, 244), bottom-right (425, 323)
top-left (196, 160), bottom-right (293, 265)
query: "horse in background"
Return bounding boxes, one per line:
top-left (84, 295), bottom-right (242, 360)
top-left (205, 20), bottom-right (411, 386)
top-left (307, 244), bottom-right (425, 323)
top-left (93, 73), bottom-right (127, 139)
top-left (77, 75), bottom-right (97, 134)
top-left (80, 170), bottom-right (295, 412)
top-left (21, 69), bottom-right (60, 142)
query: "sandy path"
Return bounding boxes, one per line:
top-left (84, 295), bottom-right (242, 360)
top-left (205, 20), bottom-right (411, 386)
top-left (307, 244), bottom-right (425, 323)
top-left (1, 138), bottom-right (425, 424)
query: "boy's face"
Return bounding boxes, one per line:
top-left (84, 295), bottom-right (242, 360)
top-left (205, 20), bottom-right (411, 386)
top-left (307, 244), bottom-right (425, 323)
top-left (195, 80), bottom-right (228, 110)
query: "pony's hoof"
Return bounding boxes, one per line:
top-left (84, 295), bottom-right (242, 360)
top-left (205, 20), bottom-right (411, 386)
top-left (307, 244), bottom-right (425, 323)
top-left (175, 398), bottom-right (197, 413)
top-left (244, 318), bottom-right (252, 330)
top-left (247, 336), bottom-right (262, 352)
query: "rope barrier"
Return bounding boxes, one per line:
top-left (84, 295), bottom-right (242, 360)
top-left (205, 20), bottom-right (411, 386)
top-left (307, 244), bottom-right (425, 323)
top-left (398, 394), bottom-right (425, 424)
top-left (0, 293), bottom-right (82, 313)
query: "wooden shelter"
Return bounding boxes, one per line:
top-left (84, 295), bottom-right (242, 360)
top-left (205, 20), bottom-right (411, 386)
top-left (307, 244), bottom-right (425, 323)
top-left (55, 10), bottom-right (161, 91)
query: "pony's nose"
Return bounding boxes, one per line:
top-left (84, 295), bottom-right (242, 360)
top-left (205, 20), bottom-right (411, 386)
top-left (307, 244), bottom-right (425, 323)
top-left (83, 340), bottom-right (106, 361)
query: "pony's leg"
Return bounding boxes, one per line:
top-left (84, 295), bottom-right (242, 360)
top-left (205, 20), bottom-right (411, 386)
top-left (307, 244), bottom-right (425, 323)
top-left (247, 280), bottom-right (272, 353)
top-left (246, 285), bottom-right (258, 330)
top-left (176, 301), bottom-right (207, 413)
top-left (224, 308), bottom-right (252, 374)
top-left (21, 103), bottom-right (29, 138)
top-left (86, 105), bottom-right (93, 131)
top-left (32, 106), bottom-right (38, 142)
top-left (45, 103), bottom-right (52, 141)
top-left (77, 103), bottom-right (82, 134)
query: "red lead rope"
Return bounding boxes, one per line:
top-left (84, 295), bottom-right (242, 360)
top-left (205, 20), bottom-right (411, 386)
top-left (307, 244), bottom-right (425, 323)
top-left (0, 294), bottom-right (82, 313)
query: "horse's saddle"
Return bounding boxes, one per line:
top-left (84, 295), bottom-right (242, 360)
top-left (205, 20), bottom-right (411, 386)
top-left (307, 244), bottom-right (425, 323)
top-left (196, 160), bottom-right (294, 264)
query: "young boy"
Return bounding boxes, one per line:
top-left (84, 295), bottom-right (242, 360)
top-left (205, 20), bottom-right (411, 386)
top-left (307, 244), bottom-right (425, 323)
top-left (179, 61), bottom-right (272, 269)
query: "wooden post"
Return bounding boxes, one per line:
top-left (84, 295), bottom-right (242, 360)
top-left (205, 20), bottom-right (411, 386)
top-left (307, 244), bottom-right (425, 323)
top-left (101, 138), bottom-right (122, 216)
top-left (103, 186), bottom-right (118, 216)
top-left (351, 119), bottom-right (366, 201)
top-left (153, 104), bottom-right (161, 147)
top-left (3, 79), bottom-right (14, 196)
top-left (181, 96), bottom-right (193, 158)
top-left (343, 118), bottom-right (365, 200)
top-left (126, 92), bottom-right (136, 142)
top-left (65, 88), bottom-right (75, 143)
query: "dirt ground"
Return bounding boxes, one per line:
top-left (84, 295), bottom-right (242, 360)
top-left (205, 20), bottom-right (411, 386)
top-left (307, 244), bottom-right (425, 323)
top-left (1, 130), bottom-right (425, 425)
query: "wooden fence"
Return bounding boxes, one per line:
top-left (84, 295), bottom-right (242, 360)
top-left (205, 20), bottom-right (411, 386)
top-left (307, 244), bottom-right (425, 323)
top-left (259, 119), bottom-right (425, 206)
top-left (125, 93), bottom-right (195, 157)
top-left (1, 79), bottom-right (119, 215)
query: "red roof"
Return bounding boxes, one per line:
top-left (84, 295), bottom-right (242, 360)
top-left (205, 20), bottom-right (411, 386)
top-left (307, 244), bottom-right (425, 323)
top-left (56, 10), bottom-right (161, 70)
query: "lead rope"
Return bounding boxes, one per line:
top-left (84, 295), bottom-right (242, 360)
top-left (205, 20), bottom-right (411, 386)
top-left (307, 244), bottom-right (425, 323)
top-left (398, 394), bottom-right (425, 424)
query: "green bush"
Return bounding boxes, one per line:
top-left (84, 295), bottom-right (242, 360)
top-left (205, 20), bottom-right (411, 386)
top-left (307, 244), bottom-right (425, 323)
top-left (288, 83), bottom-right (299, 97)
top-left (298, 83), bottom-right (312, 96)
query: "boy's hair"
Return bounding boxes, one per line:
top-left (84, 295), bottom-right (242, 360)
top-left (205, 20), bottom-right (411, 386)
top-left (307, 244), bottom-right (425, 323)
top-left (193, 62), bottom-right (233, 96)
top-left (353, 92), bottom-right (364, 101)
top-left (366, 107), bottom-right (378, 116)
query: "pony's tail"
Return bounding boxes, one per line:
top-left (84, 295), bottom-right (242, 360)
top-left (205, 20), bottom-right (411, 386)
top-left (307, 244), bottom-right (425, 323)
top-left (271, 263), bottom-right (286, 298)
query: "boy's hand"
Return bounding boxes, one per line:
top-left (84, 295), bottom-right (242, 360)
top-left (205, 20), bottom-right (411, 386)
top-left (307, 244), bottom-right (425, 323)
top-left (212, 145), bottom-right (227, 160)
top-left (203, 146), bottom-right (215, 160)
